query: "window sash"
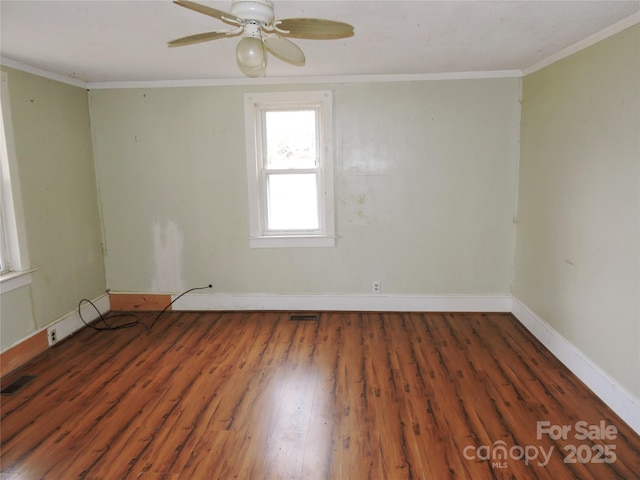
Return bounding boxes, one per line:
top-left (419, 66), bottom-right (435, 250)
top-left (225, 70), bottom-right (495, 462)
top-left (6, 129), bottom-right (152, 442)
top-left (256, 103), bottom-right (326, 235)
top-left (262, 171), bottom-right (322, 235)
top-left (244, 91), bottom-right (335, 248)
top-left (262, 108), bottom-right (319, 170)
top-left (0, 201), bottom-right (9, 274)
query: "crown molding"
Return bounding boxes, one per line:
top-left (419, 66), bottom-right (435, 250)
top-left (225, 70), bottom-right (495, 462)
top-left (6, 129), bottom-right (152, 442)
top-left (0, 56), bottom-right (88, 89)
top-left (0, 55), bottom-right (520, 89)
top-left (85, 70), bottom-right (522, 90)
top-left (522, 11), bottom-right (640, 76)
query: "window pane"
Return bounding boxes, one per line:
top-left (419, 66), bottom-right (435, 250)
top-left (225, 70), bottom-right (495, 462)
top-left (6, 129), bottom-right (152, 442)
top-left (265, 110), bottom-right (317, 169)
top-left (267, 174), bottom-right (319, 231)
top-left (0, 217), bottom-right (5, 272)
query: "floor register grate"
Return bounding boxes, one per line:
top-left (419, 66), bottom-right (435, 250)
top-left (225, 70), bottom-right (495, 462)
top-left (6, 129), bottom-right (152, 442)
top-left (289, 313), bottom-right (320, 322)
top-left (1, 375), bottom-right (36, 395)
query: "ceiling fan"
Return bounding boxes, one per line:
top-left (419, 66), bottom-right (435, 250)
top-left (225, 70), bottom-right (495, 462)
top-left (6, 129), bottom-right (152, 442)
top-left (168, 0), bottom-right (355, 77)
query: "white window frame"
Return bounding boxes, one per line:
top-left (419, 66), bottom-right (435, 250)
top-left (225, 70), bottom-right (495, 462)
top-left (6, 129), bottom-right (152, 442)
top-left (244, 91), bottom-right (335, 248)
top-left (0, 71), bottom-right (33, 293)
top-left (0, 195), bottom-right (9, 274)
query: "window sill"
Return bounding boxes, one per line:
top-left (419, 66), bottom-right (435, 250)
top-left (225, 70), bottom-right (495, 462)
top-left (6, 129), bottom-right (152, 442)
top-left (250, 235), bottom-right (336, 248)
top-left (0, 268), bottom-right (36, 294)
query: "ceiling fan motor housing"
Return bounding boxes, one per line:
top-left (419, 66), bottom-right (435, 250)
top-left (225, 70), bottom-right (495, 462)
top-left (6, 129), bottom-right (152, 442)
top-left (231, 0), bottom-right (275, 23)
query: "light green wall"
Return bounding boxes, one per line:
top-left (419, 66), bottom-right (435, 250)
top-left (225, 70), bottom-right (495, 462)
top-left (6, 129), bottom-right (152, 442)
top-left (89, 78), bottom-right (521, 295)
top-left (0, 286), bottom-right (36, 349)
top-left (0, 67), bottom-right (106, 351)
top-left (514, 25), bottom-right (640, 397)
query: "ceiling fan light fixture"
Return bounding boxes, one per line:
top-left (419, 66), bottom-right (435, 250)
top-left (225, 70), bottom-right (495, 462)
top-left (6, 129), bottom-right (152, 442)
top-left (236, 36), bottom-right (266, 77)
top-left (238, 62), bottom-right (266, 78)
top-left (170, 0), bottom-right (355, 78)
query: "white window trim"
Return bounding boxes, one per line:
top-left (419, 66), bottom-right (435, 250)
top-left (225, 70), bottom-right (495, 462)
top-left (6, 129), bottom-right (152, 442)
top-left (0, 269), bottom-right (36, 294)
top-left (244, 90), bottom-right (335, 248)
top-left (1, 70), bottom-right (34, 293)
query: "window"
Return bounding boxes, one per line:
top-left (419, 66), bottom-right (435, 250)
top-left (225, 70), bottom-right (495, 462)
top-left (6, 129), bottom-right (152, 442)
top-left (0, 71), bottom-right (33, 293)
top-left (0, 202), bottom-right (9, 274)
top-left (244, 91), bottom-right (335, 248)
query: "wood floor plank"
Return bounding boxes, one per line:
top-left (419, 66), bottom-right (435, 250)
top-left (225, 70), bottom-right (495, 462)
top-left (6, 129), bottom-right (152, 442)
top-left (1, 311), bottom-right (639, 479)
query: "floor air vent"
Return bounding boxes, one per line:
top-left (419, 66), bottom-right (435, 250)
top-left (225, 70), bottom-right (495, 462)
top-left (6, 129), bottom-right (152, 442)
top-left (1, 375), bottom-right (36, 395)
top-left (289, 313), bottom-right (319, 322)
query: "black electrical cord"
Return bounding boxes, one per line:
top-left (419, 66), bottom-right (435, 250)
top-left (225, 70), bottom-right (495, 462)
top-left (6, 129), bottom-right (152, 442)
top-left (78, 284), bottom-right (212, 332)
top-left (146, 284), bottom-right (212, 331)
top-left (78, 299), bottom-right (143, 331)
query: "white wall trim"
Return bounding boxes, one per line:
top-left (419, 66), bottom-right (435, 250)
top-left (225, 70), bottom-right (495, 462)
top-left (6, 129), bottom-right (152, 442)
top-left (46, 293), bottom-right (110, 346)
top-left (1, 71), bottom-right (32, 274)
top-left (0, 57), bottom-right (520, 89)
top-left (522, 11), bottom-right (640, 76)
top-left (85, 70), bottom-right (522, 90)
top-left (0, 268), bottom-right (36, 294)
top-left (171, 293), bottom-right (512, 313)
top-left (0, 56), bottom-right (88, 89)
top-left (1, 293), bottom-right (110, 354)
top-left (512, 297), bottom-right (640, 435)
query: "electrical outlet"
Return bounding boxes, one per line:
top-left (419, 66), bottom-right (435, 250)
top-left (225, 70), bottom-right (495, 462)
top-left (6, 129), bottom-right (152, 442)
top-left (372, 281), bottom-right (381, 294)
top-left (49, 328), bottom-right (57, 346)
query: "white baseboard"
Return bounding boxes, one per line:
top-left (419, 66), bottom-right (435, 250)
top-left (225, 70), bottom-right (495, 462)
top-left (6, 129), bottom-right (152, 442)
top-left (512, 297), bottom-right (640, 435)
top-left (46, 293), bottom-right (110, 346)
top-left (171, 293), bottom-right (513, 313)
top-left (46, 291), bottom-right (637, 434)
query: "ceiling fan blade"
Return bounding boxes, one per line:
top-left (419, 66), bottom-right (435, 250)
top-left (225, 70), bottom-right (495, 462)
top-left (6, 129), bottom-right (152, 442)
top-left (168, 31), bottom-right (235, 47)
top-left (274, 18), bottom-right (354, 40)
top-left (173, 0), bottom-right (242, 26)
top-left (263, 36), bottom-right (305, 66)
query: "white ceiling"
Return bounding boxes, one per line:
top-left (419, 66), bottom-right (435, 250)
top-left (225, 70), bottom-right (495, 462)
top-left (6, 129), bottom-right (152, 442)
top-left (1, 1), bottom-right (639, 85)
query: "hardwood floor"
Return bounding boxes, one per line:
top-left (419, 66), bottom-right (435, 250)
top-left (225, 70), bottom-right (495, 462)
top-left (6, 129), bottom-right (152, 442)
top-left (1, 311), bottom-right (639, 479)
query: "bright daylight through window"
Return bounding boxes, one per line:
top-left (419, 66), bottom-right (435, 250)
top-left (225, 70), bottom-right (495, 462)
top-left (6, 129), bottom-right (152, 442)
top-left (0, 88), bottom-right (11, 275)
top-left (0, 209), bottom-right (8, 274)
top-left (0, 71), bottom-right (33, 293)
top-left (244, 91), bottom-right (335, 248)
